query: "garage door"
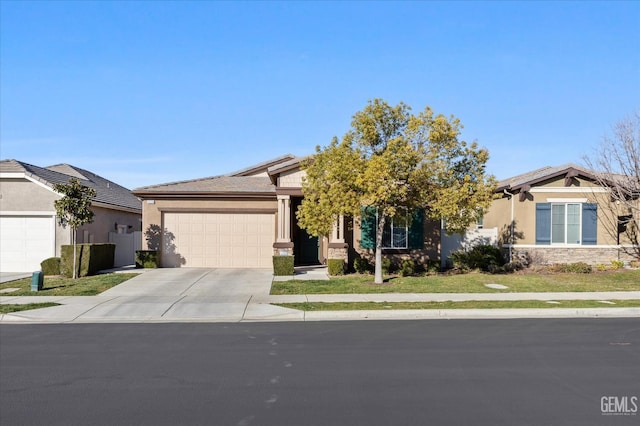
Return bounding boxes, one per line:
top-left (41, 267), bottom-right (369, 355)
top-left (162, 212), bottom-right (275, 268)
top-left (0, 216), bottom-right (55, 272)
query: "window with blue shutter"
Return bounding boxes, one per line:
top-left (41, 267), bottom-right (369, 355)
top-left (537, 202), bottom-right (598, 245)
top-left (582, 203), bottom-right (597, 245)
top-left (536, 203), bottom-right (551, 245)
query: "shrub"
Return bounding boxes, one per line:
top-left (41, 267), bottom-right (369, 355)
top-left (327, 259), bottom-right (345, 276)
top-left (400, 259), bottom-right (416, 277)
top-left (272, 256), bottom-right (294, 276)
top-left (381, 257), bottom-right (392, 274)
top-left (595, 264), bottom-right (608, 272)
top-left (40, 257), bottom-right (61, 275)
top-left (610, 260), bottom-right (625, 269)
top-left (354, 257), bottom-right (370, 274)
top-left (450, 244), bottom-right (505, 272)
top-left (502, 261), bottom-right (524, 273)
top-left (135, 250), bottom-right (159, 268)
top-left (423, 259), bottom-right (441, 274)
top-left (61, 244), bottom-right (115, 278)
top-left (630, 260), bottom-right (640, 268)
top-left (552, 262), bottom-right (592, 274)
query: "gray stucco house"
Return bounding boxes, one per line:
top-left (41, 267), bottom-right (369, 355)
top-left (0, 159), bottom-right (142, 272)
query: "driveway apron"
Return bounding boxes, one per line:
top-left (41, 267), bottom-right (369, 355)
top-left (4, 268), bottom-right (278, 323)
top-left (92, 268), bottom-right (274, 321)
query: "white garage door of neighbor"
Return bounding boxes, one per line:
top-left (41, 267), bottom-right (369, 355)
top-left (162, 212), bottom-right (275, 268)
top-left (0, 216), bottom-right (55, 272)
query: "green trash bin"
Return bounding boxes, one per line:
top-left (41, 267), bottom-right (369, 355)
top-left (31, 271), bottom-right (44, 292)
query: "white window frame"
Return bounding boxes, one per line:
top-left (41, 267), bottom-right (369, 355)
top-left (379, 209), bottom-right (408, 249)
top-left (550, 202), bottom-right (582, 245)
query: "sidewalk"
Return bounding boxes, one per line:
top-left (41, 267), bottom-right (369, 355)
top-left (2, 265), bottom-right (639, 323)
top-left (2, 290), bottom-right (640, 323)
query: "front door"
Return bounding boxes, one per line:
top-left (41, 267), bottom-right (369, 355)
top-left (291, 198), bottom-right (320, 266)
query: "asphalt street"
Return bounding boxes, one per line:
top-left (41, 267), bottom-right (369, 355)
top-left (1, 319), bottom-right (639, 425)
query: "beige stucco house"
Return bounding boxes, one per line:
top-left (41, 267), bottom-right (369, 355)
top-left (0, 160), bottom-right (142, 272)
top-left (133, 155), bottom-right (442, 269)
top-left (484, 164), bottom-right (639, 265)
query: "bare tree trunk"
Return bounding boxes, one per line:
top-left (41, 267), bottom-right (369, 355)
top-left (374, 215), bottom-right (385, 284)
top-left (72, 227), bottom-right (77, 279)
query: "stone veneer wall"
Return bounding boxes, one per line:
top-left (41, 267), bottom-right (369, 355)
top-left (511, 247), bottom-right (638, 266)
top-left (328, 247), bottom-right (348, 262)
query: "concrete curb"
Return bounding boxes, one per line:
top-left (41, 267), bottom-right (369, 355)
top-left (302, 307), bottom-right (640, 321)
top-left (2, 306), bottom-right (639, 324)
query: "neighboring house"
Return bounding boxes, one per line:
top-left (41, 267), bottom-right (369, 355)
top-left (133, 155), bottom-right (442, 269)
top-left (0, 159), bottom-right (142, 272)
top-left (483, 163), bottom-right (639, 265)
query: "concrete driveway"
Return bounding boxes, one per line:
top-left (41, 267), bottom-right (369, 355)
top-left (1, 268), bottom-right (303, 323)
top-left (0, 272), bottom-right (31, 284)
top-left (99, 268), bottom-right (273, 298)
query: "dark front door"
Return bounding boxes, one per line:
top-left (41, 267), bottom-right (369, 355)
top-left (295, 227), bottom-right (319, 266)
top-left (291, 198), bottom-right (320, 266)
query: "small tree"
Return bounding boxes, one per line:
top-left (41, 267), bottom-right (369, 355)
top-left (53, 178), bottom-right (96, 279)
top-left (298, 99), bottom-right (496, 283)
top-left (584, 111), bottom-right (640, 259)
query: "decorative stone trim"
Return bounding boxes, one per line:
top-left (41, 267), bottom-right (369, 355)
top-left (511, 246), bottom-right (638, 266)
top-left (328, 246), bottom-right (348, 262)
top-left (328, 243), bottom-right (348, 249)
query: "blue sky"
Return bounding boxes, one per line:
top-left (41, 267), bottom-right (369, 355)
top-left (1, 1), bottom-right (639, 190)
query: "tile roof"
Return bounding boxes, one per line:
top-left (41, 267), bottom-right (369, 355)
top-left (496, 163), bottom-right (596, 191)
top-left (227, 154), bottom-right (297, 177)
top-left (267, 156), bottom-right (306, 175)
top-left (133, 176), bottom-right (275, 194)
top-left (133, 154), bottom-right (299, 195)
top-left (0, 159), bottom-right (141, 212)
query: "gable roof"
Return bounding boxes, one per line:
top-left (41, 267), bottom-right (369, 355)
top-left (133, 154), bottom-right (297, 196)
top-left (267, 156), bottom-right (306, 175)
top-left (228, 154), bottom-right (296, 177)
top-left (133, 176), bottom-right (275, 196)
top-left (496, 163), bottom-right (598, 193)
top-left (0, 159), bottom-right (141, 212)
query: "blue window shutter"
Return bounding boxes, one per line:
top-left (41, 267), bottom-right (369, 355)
top-left (582, 203), bottom-right (597, 245)
top-left (536, 203), bottom-right (551, 245)
top-left (360, 206), bottom-right (376, 249)
top-left (408, 209), bottom-right (424, 249)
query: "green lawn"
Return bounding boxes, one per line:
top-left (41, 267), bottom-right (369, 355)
top-left (0, 273), bottom-right (138, 296)
top-left (270, 270), bottom-right (640, 295)
top-left (0, 303), bottom-right (61, 314)
top-left (275, 299), bottom-right (640, 311)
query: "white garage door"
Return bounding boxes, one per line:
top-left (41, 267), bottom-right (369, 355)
top-left (162, 212), bottom-right (275, 268)
top-left (0, 216), bottom-right (55, 272)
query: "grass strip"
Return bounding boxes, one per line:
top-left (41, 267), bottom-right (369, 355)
top-left (0, 273), bottom-right (138, 296)
top-left (274, 300), bottom-right (640, 311)
top-left (271, 270), bottom-right (640, 295)
top-left (0, 303), bottom-right (61, 314)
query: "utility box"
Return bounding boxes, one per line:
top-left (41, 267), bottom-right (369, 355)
top-left (31, 271), bottom-right (44, 292)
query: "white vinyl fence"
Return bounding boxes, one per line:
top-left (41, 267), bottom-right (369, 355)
top-left (109, 231), bottom-right (142, 267)
top-left (441, 227), bottom-right (498, 268)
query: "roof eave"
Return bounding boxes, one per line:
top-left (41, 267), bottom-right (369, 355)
top-left (92, 201), bottom-right (142, 214)
top-left (133, 191), bottom-right (276, 199)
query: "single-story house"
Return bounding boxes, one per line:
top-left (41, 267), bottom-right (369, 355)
top-left (0, 159), bottom-right (142, 272)
top-left (483, 163), bottom-right (639, 265)
top-left (133, 155), bottom-right (442, 269)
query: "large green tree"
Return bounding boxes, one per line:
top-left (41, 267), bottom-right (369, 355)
top-left (297, 99), bottom-right (496, 283)
top-left (53, 178), bottom-right (96, 279)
